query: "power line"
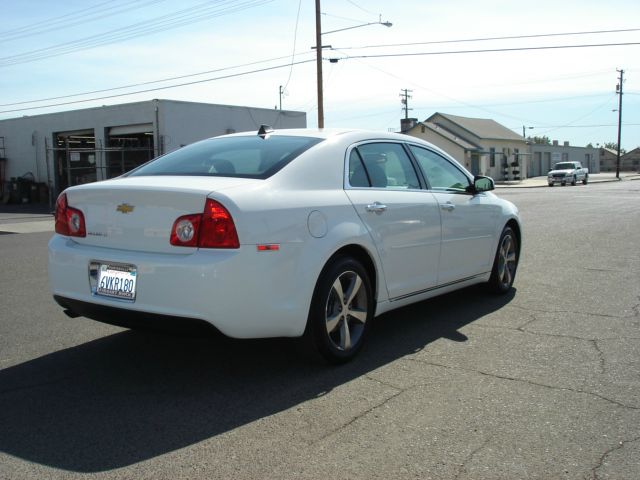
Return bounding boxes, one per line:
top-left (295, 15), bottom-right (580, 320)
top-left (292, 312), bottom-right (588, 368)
top-left (0, 0), bottom-right (273, 67)
top-left (336, 42), bottom-right (640, 61)
top-left (413, 93), bottom-right (614, 110)
top-left (534, 95), bottom-right (617, 136)
top-left (514, 123), bottom-right (640, 128)
top-left (0, 0), bottom-right (122, 39)
top-left (282, 0), bottom-right (303, 93)
top-left (2, 26), bottom-right (638, 117)
top-left (0, 0), bottom-right (169, 43)
top-left (330, 48), bottom-right (552, 125)
top-left (335, 27), bottom-right (640, 50)
top-left (0, 58), bottom-right (316, 114)
top-left (344, 1), bottom-right (379, 17)
top-left (0, 52), bottom-right (315, 107)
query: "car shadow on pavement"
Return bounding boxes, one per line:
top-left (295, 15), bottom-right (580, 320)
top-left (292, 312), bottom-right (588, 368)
top-left (0, 285), bottom-right (515, 473)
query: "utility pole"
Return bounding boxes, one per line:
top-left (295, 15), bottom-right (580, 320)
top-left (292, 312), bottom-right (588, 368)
top-left (400, 89), bottom-right (413, 119)
top-left (279, 85), bottom-right (283, 110)
top-left (314, 2), bottom-right (391, 129)
top-left (615, 69), bottom-right (624, 179)
top-left (315, 0), bottom-right (324, 128)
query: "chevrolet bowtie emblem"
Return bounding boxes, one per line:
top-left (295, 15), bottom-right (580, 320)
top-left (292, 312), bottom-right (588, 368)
top-left (116, 203), bottom-right (135, 214)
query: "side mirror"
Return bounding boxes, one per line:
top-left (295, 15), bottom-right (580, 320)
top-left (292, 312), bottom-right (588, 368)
top-left (470, 175), bottom-right (494, 193)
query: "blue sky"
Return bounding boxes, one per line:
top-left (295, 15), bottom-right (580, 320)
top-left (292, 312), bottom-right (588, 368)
top-left (1, 0), bottom-right (639, 149)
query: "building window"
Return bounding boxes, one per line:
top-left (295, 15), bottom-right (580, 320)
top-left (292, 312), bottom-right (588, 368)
top-left (562, 153), bottom-right (569, 161)
top-left (490, 148), bottom-right (495, 167)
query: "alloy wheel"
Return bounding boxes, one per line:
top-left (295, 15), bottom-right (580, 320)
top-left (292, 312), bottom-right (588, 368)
top-left (324, 270), bottom-right (368, 351)
top-left (497, 233), bottom-right (517, 289)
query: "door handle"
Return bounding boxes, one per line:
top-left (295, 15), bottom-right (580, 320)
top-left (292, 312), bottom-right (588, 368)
top-left (440, 202), bottom-right (455, 212)
top-left (366, 202), bottom-right (387, 214)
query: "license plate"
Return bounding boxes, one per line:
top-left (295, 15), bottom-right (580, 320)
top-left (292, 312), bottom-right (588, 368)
top-left (96, 263), bottom-right (137, 300)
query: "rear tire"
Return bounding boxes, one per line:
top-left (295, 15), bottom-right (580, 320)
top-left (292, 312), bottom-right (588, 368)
top-left (571, 176), bottom-right (577, 186)
top-left (488, 226), bottom-right (519, 294)
top-left (302, 256), bottom-right (374, 364)
top-left (582, 175), bottom-right (588, 185)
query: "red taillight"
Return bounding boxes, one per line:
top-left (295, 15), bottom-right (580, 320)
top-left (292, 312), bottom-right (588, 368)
top-left (170, 199), bottom-right (239, 249)
top-left (54, 193), bottom-right (86, 237)
top-left (199, 198), bottom-right (240, 248)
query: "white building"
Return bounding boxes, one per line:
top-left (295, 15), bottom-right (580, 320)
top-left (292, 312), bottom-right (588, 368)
top-left (528, 141), bottom-right (599, 177)
top-left (0, 99), bottom-right (306, 203)
top-left (404, 113), bottom-right (529, 180)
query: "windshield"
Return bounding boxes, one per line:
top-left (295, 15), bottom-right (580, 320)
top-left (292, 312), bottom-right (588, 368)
top-left (553, 163), bottom-right (575, 170)
top-left (128, 135), bottom-right (323, 179)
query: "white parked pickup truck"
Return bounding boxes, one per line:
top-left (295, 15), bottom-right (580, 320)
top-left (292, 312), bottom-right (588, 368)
top-left (547, 161), bottom-right (589, 186)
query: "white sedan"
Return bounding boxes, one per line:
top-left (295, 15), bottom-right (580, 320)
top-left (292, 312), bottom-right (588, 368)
top-left (49, 127), bottom-right (521, 363)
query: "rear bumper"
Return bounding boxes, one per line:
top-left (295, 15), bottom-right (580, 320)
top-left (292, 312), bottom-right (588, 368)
top-left (48, 235), bottom-right (312, 338)
top-left (54, 295), bottom-right (219, 334)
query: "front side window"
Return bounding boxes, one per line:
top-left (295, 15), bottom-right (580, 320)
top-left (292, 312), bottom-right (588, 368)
top-left (409, 146), bottom-right (470, 192)
top-left (348, 142), bottom-right (420, 189)
top-left (128, 135), bottom-right (323, 179)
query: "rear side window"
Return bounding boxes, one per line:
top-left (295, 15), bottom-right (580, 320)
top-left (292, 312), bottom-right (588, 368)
top-left (348, 142), bottom-right (420, 189)
top-left (128, 135), bottom-right (323, 179)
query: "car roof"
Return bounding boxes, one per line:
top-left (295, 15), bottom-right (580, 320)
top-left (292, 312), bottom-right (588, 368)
top-left (217, 127), bottom-right (456, 165)
top-left (223, 127), bottom-right (411, 142)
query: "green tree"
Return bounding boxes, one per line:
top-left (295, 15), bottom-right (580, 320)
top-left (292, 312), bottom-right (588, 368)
top-left (531, 135), bottom-right (551, 145)
top-left (603, 142), bottom-right (627, 155)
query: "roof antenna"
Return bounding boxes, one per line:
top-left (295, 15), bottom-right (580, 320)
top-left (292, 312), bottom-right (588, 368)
top-left (258, 125), bottom-right (274, 139)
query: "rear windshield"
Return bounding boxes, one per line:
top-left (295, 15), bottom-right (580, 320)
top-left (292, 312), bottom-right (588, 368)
top-left (128, 135), bottom-right (323, 179)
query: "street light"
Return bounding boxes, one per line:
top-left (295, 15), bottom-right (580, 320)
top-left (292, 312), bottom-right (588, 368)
top-left (522, 125), bottom-right (534, 139)
top-left (314, 0), bottom-right (392, 128)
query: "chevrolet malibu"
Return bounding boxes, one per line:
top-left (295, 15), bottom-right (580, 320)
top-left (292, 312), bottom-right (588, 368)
top-left (49, 127), bottom-right (521, 363)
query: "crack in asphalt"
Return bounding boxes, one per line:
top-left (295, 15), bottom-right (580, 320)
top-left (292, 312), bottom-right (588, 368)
top-left (631, 301), bottom-right (640, 328)
top-left (470, 305), bottom-right (640, 383)
top-left (312, 376), bottom-right (403, 445)
top-left (590, 436), bottom-right (640, 480)
top-left (591, 339), bottom-right (606, 375)
top-left (364, 373), bottom-right (405, 392)
top-left (513, 312), bottom-right (540, 332)
top-left (472, 321), bottom-right (639, 343)
top-left (405, 358), bottom-right (640, 411)
top-left (506, 303), bottom-right (636, 320)
top-left (453, 435), bottom-right (494, 480)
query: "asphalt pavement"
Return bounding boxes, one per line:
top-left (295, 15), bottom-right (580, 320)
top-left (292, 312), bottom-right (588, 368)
top-left (0, 178), bottom-right (639, 479)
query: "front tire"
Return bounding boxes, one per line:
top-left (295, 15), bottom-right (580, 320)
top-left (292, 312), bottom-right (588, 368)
top-left (303, 256), bottom-right (374, 364)
top-left (488, 226), bottom-right (519, 294)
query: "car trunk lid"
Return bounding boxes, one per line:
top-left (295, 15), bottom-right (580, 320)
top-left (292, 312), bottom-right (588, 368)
top-left (64, 176), bottom-right (256, 253)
